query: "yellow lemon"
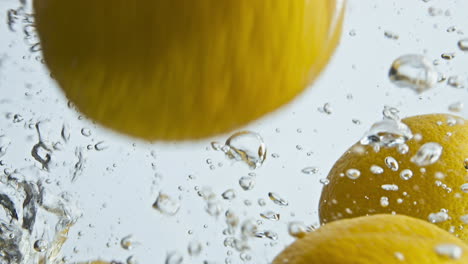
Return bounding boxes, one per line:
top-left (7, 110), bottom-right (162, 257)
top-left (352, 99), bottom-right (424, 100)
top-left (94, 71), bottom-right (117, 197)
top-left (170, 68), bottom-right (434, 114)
top-left (273, 214), bottom-right (468, 264)
top-left (33, 0), bottom-right (344, 140)
top-left (319, 114), bottom-right (468, 241)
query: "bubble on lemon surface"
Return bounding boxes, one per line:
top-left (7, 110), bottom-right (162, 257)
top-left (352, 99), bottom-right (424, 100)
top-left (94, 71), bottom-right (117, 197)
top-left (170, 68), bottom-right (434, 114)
top-left (217, 131), bottom-right (267, 169)
top-left (388, 54), bottom-right (438, 93)
top-left (381, 184), bottom-right (399, 191)
top-left (461, 183), bottom-right (468, 193)
top-left (370, 165), bottom-right (384, 174)
top-left (434, 244), bottom-right (463, 259)
top-left (385, 156), bottom-right (399, 171)
top-left (397, 144), bottom-right (409, 155)
top-left (460, 215), bottom-right (468, 224)
top-left (152, 193), bottom-right (180, 216)
top-left (400, 169), bottom-right (414, 180)
top-left (345, 169), bottom-right (361, 180)
top-left (287, 222), bottom-right (311, 238)
top-left (411, 142), bottom-right (443, 166)
top-left (380, 197), bottom-right (390, 207)
top-left (428, 211), bottom-right (450, 223)
top-left (360, 119), bottom-right (413, 150)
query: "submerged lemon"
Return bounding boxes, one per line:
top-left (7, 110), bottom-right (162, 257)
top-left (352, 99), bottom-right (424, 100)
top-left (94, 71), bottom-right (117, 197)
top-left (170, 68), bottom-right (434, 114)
top-left (273, 214), bottom-right (468, 264)
top-left (33, 0), bottom-right (344, 140)
top-left (319, 114), bottom-right (468, 241)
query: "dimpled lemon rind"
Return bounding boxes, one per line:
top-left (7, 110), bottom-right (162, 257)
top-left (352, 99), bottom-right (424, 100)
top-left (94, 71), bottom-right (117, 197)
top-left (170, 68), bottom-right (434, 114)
top-left (319, 114), bottom-right (468, 241)
top-left (273, 214), bottom-right (468, 264)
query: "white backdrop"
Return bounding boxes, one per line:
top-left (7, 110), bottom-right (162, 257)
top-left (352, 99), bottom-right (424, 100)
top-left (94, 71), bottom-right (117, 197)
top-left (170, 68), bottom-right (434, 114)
top-left (0, 0), bottom-right (467, 263)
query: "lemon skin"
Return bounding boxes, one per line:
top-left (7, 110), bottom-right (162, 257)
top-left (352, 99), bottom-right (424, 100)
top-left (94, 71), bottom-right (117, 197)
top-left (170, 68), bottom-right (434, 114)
top-left (273, 214), bottom-right (468, 264)
top-left (319, 114), bottom-right (468, 241)
top-left (33, 0), bottom-right (344, 140)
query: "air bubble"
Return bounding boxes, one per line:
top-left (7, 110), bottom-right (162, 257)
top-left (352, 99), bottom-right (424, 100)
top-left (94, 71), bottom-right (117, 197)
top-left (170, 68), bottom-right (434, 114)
top-left (381, 184), bottom-right (399, 191)
top-left (434, 244), bottom-right (463, 259)
top-left (411, 142), bottom-right (443, 166)
top-left (153, 193), bottom-right (180, 216)
top-left (301, 167), bottom-right (319, 175)
top-left (239, 177), bottom-right (255, 191)
top-left (389, 54), bottom-right (438, 93)
top-left (223, 131), bottom-right (267, 169)
top-left (222, 189), bottom-right (236, 200)
top-left (268, 192), bottom-right (289, 206)
top-left (400, 169), bottom-right (413, 180)
top-left (346, 169), bottom-right (361, 180)
top-left (370, 165), bottom-right (384, 174)
top-left (385, 157), bottom-right (399, 171)
top-left (360, 119), bottom-right (413, 150)
top-left (260, 211), bottom-right (280, 221)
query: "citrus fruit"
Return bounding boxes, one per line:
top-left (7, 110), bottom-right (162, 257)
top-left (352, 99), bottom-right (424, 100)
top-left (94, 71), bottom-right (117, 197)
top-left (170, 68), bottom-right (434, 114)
top-left (319, 114), bottom-right (468, 241)
top-left (33, 0), bottom-right (345, 140)
top-left (273, 214), bottom-right (468, 264)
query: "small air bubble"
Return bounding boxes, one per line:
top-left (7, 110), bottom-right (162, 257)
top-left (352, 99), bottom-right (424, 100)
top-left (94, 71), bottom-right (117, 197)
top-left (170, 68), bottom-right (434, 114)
top-left (441, 52), bottom-right (456, 60)
top-left (346, 169), bottom-right (361, 180)
top-left (385, 157), bottom-right (399, 171)
top-left (428, 211), bottom-right (449, 223)
top-left (380, 197), bottom-right (389, 207)
top-left (239, 177), bottom-right (255, 191)
top-left (268, 192), bottom-right (289, 206)
top-left (434, 244), bottom-right (463, 259)
top-left (153, 193), bottom-right (180, 216)
top-left (80, 128), bottom-right (91, 137)
top-left (301, 166), bottom-right (319, 175)
top-left (221, 189), bottom-right (236, 200)
top-left (33, 239), bottom-right (47, 252)
top-left (165, 251), bottom-right (183, 264)
top-left (400, 169), bottom-right (413, 180)
top-left (370, 165), bottom-right (384, 174)
top-left (260, 211), bottom-right (280, 221)
top-left (381, 184), bottom-right (399, 191)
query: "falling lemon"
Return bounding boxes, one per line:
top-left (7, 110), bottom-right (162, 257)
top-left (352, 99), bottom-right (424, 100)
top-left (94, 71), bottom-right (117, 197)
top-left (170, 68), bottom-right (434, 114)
top-left (273, 214), bottom-right (468, 264)
top-left (319, 114), bottom-right (468, 241)
top-left (33, 0), bottom-right (345, 140)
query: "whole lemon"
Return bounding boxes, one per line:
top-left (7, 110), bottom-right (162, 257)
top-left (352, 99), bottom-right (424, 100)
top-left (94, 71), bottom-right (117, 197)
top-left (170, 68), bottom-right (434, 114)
top-left (273, 214), bottom-right (468, 264)
top-left (319, 114), bottom-right (468, 241)
top-left (33, 0), bottom-right (344, 140)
